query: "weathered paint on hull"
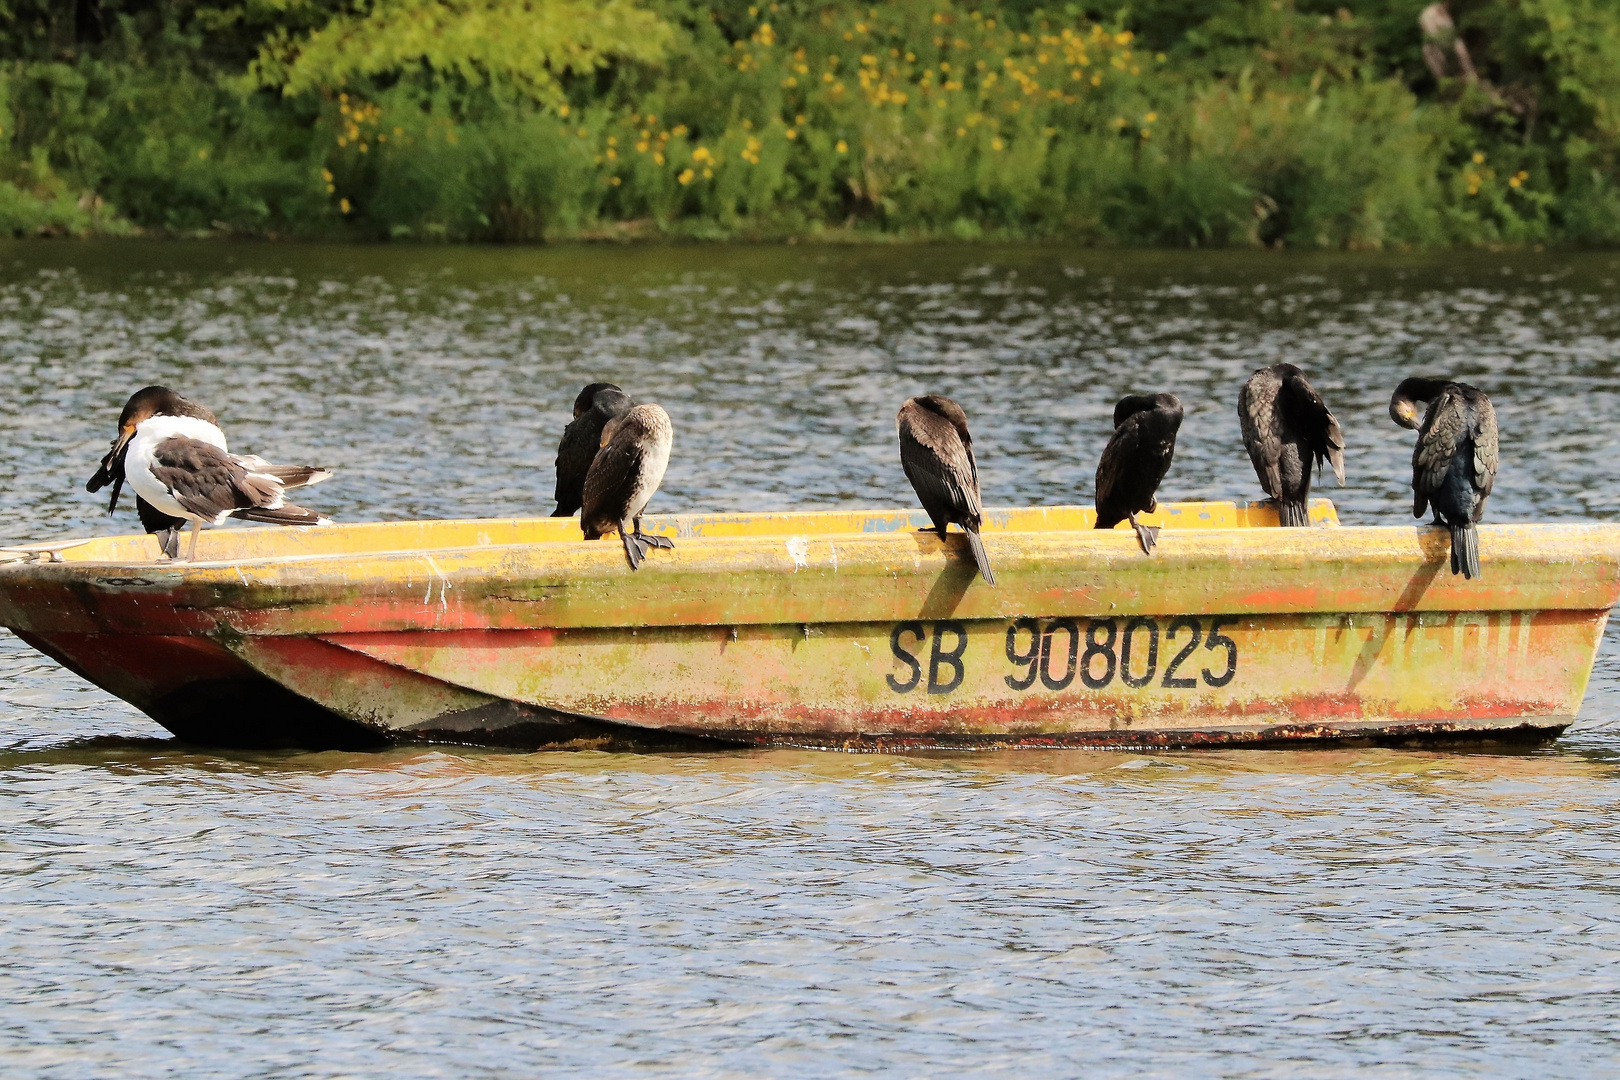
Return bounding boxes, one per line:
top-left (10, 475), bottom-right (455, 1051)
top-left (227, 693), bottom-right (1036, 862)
top-left (0, 502), bottom-right (1614, 750)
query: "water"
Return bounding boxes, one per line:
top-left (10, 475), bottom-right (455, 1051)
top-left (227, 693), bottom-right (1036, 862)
top-left (2, 241), bottom-right (1620, 1076)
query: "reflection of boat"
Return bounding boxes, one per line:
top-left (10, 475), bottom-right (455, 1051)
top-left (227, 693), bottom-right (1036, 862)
top-left (0, 500), bottom-right (1615, 751)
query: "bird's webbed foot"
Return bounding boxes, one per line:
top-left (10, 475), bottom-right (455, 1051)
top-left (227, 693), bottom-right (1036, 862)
top-left (1129, 512), bottom-right (1159, 556)
top-left (155, 528), bottom-right (179, 561)
top-left (621, 529), bottom-right (650, 570)
top-left (630, 516), bottom-right (674, 551)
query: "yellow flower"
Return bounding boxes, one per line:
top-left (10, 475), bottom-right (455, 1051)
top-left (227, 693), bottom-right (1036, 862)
top-left (1144, 112), bottom-right (1157, 123)
top-left (606, 149), bottom-right (617, 160)
top-left (703, 167), bottom-right (713, 178)
top-left (991, 137), bottom-right (1004, 150)
top-left (672, 124), bottom-right (688, 136)
top-left (637, 141), bottom-right (650, 152)
top-left (1472, 152), bottom-right (1486, 164)
top-left (197, 149), bottom-right (208, 160)
top-left (1509, 175), bottom-right (1521, 188)
top-left (678, 168), bottom-right (695, 184)
top-left (321, 169), bottom-right (333, 182)
top-left (956, 127), bottom-right (966, 136)
top-left (610, 176), bottom-right (622, 186)
top-left (786, 129), bottom-right (797, 139)
top-left (654, 152), bottom-right (665, 164)
top-left (559, 105), bottom-right (570, 118)
top-left (836, 139), bottom-right (848, 153)
top-left (339, 198), bottom-right (351, 214)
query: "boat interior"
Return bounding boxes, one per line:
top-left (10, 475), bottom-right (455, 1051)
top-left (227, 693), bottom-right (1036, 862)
top-left (16, 498), bottom-right (1341, 566)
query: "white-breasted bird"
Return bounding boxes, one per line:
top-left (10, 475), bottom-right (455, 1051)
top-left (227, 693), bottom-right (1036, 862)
top-left (86, 386), bottom-right (333, 561)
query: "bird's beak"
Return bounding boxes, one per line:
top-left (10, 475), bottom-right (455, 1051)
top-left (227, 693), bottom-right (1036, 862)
top-left (85, 425), bottom-right (135, 513)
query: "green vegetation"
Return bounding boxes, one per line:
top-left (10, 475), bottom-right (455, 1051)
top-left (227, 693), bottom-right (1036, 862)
top-left (2, 0), bottom-right (1618, 245)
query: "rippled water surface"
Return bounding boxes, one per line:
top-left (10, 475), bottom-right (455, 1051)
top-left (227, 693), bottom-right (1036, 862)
top-left (3, 242), bottom-right (1620, 1076)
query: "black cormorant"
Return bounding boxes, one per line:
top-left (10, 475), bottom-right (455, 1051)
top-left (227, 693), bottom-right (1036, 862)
top-left (1239, 363), bottom-right (1345, 527)
top-left (581, 403), bottom-right (675, 570)
top-left (1095, 393), bottom-right (1183, 555)
top-left (897, 394), bottom-right (995, 585)
top-left (1389, 376), bottom-right (1498, 580)
top-left (554, 382), bottom-right (636, 517)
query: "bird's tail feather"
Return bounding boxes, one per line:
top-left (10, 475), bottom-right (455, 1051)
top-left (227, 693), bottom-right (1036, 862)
top-left (1278, 499), bottom-right (1311, 528)
top-left (234, 504), bottom-right (330, 527)
top-left (966, 528), bottom-right (996, 586)
top-left (1450, 523), bottom-right (1480, 580)
top-left (235, 457), bottom-right (334, 490)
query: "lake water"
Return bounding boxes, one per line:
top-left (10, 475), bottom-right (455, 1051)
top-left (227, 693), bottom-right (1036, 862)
top-left (3, 242), bottom-right (1620, 1076)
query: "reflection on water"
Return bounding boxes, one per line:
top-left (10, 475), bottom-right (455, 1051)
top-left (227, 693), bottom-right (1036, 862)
top-left (2, 242), bottom-right (1620, 1075)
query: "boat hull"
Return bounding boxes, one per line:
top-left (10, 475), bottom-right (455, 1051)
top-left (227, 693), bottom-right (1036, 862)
top-left (1, 504), bottom-right (1614, 751)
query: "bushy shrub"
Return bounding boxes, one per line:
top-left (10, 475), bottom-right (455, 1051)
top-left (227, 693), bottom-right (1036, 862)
top-left (0, 0), bottom-right (1615, 245)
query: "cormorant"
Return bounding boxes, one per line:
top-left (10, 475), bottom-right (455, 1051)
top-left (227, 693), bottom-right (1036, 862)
top-left (1389, 377), bottom-right (1498, 580)
top-left (1095, 393), bottom-right (1183, 555)
top-left (1238, 363), bottom-right (1346, 527)
top-left (85, 386), bottom-right (333, 561)
top-left (553, 382), bottom-right (636, 517)
top-left (581, 403), bottom-right (675, 570)
top-left (897, 395), bottom-right (995, 585)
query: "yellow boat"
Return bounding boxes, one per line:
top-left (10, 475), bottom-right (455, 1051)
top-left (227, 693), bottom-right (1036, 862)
top-left (0, 500), bottom-right (1615, 751)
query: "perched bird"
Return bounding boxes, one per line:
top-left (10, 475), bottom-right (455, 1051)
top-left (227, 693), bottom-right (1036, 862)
top-left (581, 403), bottom-right (675, 570)
top-left (897, 395), bottom-right (995, 586)
top-left (1095, 393), bottom-right (1184, 555)
top-left (1390, 377), bottom-right (1498, 580)
top-left (553, 382), bottom-right (636, 517)
top-left (85, 386), bottom-right (333, 562)
top-left (1238, 363), bottom-right (1346, 527)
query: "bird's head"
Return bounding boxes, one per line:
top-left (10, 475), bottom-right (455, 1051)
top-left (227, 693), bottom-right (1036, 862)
top-left (1389, 377), bottom-right (1445, 431)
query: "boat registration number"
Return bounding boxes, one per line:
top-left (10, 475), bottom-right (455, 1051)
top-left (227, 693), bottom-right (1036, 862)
top-left (886, 617), bottom-right (1239, 695)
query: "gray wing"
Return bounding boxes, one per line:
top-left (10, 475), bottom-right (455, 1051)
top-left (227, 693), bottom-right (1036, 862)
top-left (900, 426), bottom-right (981, 525)
top-left (1238, 371), bottom-right (1283, 498)
top-left (1413, 389), bottom-right (1470, 515)
top-left (149, 438), bottom-right (281, 521)
top-left (1471, 395), bottom-right (1499, 507)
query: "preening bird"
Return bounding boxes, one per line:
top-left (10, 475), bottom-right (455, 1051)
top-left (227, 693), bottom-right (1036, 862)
top-left (581, 403), bottom-right (675, 570)
top-left (85, 386), bottom-right (333, 562)
top-left (553, 382), bottom-right (636, 517)
top-left (1095, 393), bottom-right (1183, 555)
top-left (1238, 363), bottom-right (1345, 527)
top-left (1389, 377), bottom-right (1498, 580)
top-left (897, 394), bottom-right (995, 586)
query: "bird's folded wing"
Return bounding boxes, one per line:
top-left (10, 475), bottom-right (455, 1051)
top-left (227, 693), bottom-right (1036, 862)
top-left (1238, 377), bottom-right (1283, 497)
top-left (1472, 396), bottom-right (1499, 502)
top-left (1413, 390), bottom-right (1468, 499)
top-left (555, 414), bottom-right (601, 504)
top-left (149, 437), bottom-right (282, 521)
top-left (1094, 424), bottom-right (1141, 509)
top-left (1280, 371), bottom-right (1346, 483)
top-left (900, 427), bottom-right (977, 519)
top-left (583, 439), bottom-right (644, 517)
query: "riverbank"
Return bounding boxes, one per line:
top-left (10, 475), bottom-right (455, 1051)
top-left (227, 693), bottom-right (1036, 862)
top-left (3, 0), bottom-right (1618, 248)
